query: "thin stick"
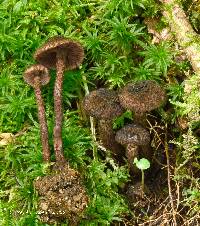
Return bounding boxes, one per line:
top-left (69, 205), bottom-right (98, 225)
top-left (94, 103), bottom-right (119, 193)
top-left (82, 75), bottom-right (96, 141)
top-left (82, 75), bottom-right (97, 159)
top-left (164, 123), bottom-right (177, 226)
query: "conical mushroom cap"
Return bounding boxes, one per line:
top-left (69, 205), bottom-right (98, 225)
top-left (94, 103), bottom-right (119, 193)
top-left (23, 64), bottom-right (50, 87)
top-left (83, 88), bottom-right (124, 120)
top-left (115, 124), bottom-right (150, 146)
top-left (119, 80), bottom-right (166, 114)
top-left (34, 36), bottom-right (84, 70)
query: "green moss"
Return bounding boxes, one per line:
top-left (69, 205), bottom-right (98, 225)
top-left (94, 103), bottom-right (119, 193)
top-left (0, 0), bottom-right (199, 225)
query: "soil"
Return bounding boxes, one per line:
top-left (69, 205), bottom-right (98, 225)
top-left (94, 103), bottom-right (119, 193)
top-left (113, 114), bottom-right (178, 225)
top-left (34, 163), bottom-right (89, 225)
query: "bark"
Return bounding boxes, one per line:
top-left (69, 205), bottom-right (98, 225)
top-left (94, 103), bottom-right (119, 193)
top-left (160, 0), bottom-right (200, 75)
top-left (34, 77), bottom-right (51, 162)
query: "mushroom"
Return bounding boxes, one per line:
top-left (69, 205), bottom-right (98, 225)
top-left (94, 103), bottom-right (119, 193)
top-left (34, 36), bottom-right (84, 162)
top-left (23, 64), bottom-right (51, 162)
top-left (83, 88), bottom-right (125, 159)
top-left (118, 80), bottom-right (166, 125)
top-left (115, 123), bottom-right (150, 174)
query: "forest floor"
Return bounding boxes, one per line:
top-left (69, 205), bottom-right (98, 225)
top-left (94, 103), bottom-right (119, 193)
top-left (0, 0), bottom-right (200, 225)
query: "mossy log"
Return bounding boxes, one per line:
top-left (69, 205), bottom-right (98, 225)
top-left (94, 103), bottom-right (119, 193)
top-left (160, 0), bottom-right (200, 75)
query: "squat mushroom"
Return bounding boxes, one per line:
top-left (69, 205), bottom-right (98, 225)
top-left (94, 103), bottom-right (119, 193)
top-left (83, 88), bottom-right (124, 159)
top-left (119, 80), bottom-right (166, 125)
top-left (24, 64), bottom-right (51, 162)
top-left (115, 123), bottom-right (150, 174)
top-left (34, 36), bottom-right (84, 162)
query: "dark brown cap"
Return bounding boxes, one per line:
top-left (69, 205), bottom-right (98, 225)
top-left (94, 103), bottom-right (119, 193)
top-left (34, 36), bottom-right (84, 70)
top-left (83, 88), bottom-right (124, 120)
top-left (119, 80), bottom-right (166, 114)
top-left (23, 64), bottom-right (50, 87)
top-left (115, 123), bottom-right (150, 146)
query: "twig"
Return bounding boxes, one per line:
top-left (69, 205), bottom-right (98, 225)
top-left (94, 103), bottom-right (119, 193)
top-left (82, 75), bottom-right (97, 141)
top-left (164, 123), bottom-right (177, 226)
top-left (82, 75), bottom-right (98, 160)
top-left (176, 180), bottom-right (180, 210)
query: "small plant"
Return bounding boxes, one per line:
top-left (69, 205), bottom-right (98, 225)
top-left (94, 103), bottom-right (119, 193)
top-left (139, 42), bottom-right (174, 76)
top-left (133, 157), bottom-right (150, 196)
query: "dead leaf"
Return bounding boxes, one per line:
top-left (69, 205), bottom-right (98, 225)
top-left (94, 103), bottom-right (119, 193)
top-left (0, 133), bottom-right (14, 146)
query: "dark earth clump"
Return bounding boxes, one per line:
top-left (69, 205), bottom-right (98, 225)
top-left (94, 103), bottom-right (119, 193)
top-left (34, 163), bottom-right (88, 225)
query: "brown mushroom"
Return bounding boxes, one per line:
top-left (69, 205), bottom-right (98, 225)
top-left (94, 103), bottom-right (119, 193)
top-left (115, 123), bottom-right (150, 174)
top-left (83, 88), bottom-right (124, 159)
top-left (118, 80), bottom-right (166, 125)
top-left (24, 64), bottom-right (51, 162)
top-left (34, 36), bottom-right (84, 162)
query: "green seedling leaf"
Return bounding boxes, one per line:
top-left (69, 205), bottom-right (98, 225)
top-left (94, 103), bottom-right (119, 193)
top-left (134, 157), bottom-right (150, 170)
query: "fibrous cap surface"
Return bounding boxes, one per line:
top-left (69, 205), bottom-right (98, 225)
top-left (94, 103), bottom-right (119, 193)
top-left (115, 123), bottom-right (150, 146)
top-left (34, 36), bottom-right (84, 70)
top-left (83, 88), bottom-right (124, 120)
top-left (23, 64), bottom-right (50, 87)
top-left (119, 80), bottom-right (166, 113)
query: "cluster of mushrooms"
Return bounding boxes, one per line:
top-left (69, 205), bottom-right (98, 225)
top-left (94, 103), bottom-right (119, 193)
top-left (83, 80), bottom-right (166, 174)
top-left (23, 37), bottom-right (88, 224)
top-left (23, 35), bottom-right (166, 224)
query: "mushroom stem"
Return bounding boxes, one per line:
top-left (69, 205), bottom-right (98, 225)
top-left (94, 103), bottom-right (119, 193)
top-left (53, 51), bottom-right (66, 162)
top-left (126, 144), bottom-right (140, 174)
top-left (98, 119), bottom-right (123, 159)
top-left (34, 76), bottom-right (51, 162)
top-left (134, 112), bottom-right (147, 128)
